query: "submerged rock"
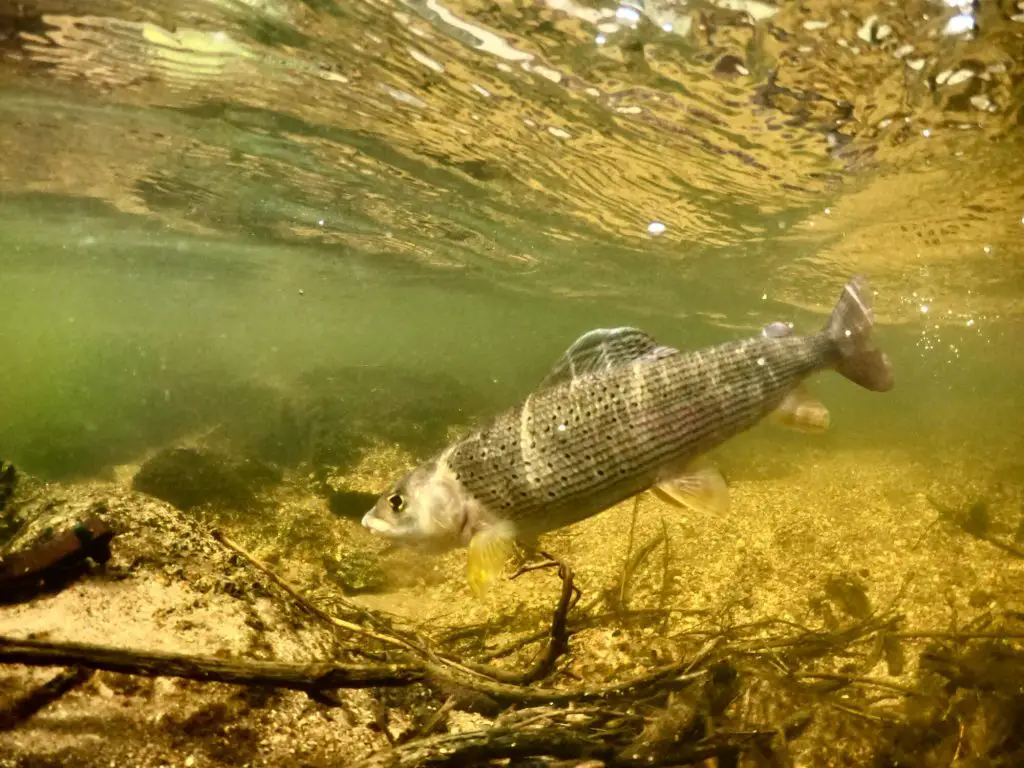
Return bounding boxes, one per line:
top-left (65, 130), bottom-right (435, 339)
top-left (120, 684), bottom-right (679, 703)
top-left (0, 462), bottom-right (15, 508)
top-left (131, 447), bottom-right (281, 512)
top-left (225, 364), bottom-right (489, 474)
top-left (0, 462), bottom-right (22, 546)
top-left (325, 488), bottom-right (378, 521)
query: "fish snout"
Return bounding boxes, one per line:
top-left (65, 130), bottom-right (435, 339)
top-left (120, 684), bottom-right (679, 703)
top-left (362, 507), bottom-right (396, 534)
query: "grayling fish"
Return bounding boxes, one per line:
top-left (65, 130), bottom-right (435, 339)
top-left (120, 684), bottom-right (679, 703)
top-left (362, 276), bottom-right (893, 594)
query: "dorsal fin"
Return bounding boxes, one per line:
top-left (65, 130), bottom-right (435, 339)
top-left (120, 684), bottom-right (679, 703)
top-left (539, 327), bottom-right (676, 389)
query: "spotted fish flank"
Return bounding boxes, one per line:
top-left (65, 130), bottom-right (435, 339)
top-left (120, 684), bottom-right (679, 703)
top-left (362, 276), bottom-right (893, 595)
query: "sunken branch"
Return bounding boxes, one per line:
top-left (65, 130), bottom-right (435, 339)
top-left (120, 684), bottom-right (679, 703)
top-left (0, 635), bottom-right (424, 700)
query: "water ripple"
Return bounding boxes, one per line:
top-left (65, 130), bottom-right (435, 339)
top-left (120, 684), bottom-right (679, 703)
top-left (0, 0), bottom-right (1021, 321)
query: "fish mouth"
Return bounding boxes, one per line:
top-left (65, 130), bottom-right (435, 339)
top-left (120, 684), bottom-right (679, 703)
top-left (361, 510), bottom-right (394, 534)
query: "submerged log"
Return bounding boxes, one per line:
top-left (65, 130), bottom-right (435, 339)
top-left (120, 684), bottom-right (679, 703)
top-left (0, 633), bottom-right (710, 711)
top-left (0, 635), bottom-right (424, 702)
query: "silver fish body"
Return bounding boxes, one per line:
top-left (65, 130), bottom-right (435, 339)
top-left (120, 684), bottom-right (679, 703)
top-left (442, 333), bottom-right (829, 536)
top-left (362, 276), bottom-right (893, 594)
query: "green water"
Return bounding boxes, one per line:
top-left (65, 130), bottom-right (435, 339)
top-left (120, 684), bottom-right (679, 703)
top-left (2, 3), bottom-right (1024, 483)
top-left (1, 3), bottom-right (1022, 513)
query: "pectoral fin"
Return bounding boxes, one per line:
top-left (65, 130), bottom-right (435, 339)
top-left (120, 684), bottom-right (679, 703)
top-left (768, 385), bottom-right (831, 434)
top-left (653, 461), bottom-right (730, 516)
top-left (466, 521), bottom-right (518, 597)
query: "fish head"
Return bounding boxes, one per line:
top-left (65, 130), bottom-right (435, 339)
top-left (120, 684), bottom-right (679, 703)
top-left (361, 460), bottom-right (469, 548)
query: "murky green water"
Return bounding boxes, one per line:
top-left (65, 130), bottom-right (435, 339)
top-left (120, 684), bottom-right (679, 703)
top-left (2, 0), bottom-right (1022, 481)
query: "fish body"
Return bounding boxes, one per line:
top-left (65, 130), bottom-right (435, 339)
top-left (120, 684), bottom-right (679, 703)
top-left (362, 276), bottom-right (893, 594)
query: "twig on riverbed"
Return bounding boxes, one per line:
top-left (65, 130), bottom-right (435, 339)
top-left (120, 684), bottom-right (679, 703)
top-left (0, 633), bottom-right (708, 708)
top-left (0, 665), bottom-right (94, 731)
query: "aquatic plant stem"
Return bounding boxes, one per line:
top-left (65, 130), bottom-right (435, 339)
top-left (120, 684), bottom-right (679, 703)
top-left (618, 495), bottom-right (641, 607)
top-left (0, 635), bottom-right (425, 698)
top-left (0, 634), bottom-right (709, 708)
top-left (0, 666), bottom-right (93, 731)
top-left (212, 529), bottom-right (581, 688)
top-left (210, 529), bottom-right (419, 653)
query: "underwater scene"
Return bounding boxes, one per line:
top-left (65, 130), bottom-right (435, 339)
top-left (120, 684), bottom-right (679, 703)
top-left (1, 0), bottom-right (1023, 765)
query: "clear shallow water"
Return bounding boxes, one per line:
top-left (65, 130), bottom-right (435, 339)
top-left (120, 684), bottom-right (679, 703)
top-left (0, 0), bottom-right (1022, 479)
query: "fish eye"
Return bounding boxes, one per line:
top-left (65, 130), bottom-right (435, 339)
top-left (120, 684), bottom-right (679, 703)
top-left (387, 493), bottom-right (404, 512)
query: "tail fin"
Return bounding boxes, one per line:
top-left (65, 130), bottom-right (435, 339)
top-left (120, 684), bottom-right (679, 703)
top-left (825, 276), bottom-right (894, 392)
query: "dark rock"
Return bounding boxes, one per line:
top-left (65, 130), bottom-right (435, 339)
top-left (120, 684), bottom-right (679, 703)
top-left (326, 489), bottom-right (379, 521)
top-left (0, 461), bottom-right (22, 545)
top-left (823, 573), bottom-right (871, 620)
top-left (963, 500), bottom-right (990, 537)
top-left (131, 448), bottom-right (279, 512)
top-left (0, 461), bottom-right (15, 509)
top-left (226, 364), bottom-right (489, 473)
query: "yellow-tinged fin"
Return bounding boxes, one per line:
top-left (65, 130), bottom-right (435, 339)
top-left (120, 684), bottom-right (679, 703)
top-left (466, 521), bottom-right (518, 597)
top-left (768, 385), bottom-right (831, 434)
top-left (653, 460), bottom-right (730, 516)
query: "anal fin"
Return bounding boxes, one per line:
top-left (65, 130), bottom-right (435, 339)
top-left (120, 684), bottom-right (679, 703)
top-left (653, 460), bottom-right (730, 516)
top-left (768, 385), bottom-right (831, 434)
top-left (466, 521), bottom-right (518, 597)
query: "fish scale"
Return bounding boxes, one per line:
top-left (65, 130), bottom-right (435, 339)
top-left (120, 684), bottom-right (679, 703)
top-left (444, 333), bottom-right (830, 535)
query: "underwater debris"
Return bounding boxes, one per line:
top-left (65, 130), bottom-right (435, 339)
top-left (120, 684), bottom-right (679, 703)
top-left (0, 510), bottom-right (913, 768)
top-left (927, 494), bottom-right (1024, 560)
top-left (0, 511), bottom-right (115, 605)
top-left (0, 665), bottom-right (93, 732)
top-left (873, 640), bottom-right (1024, 767)
top-left (3, 462), bottom-right (1024, 766)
